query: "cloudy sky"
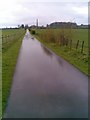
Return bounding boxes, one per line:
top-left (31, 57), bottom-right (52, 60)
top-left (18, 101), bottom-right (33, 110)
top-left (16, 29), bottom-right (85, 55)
top-left (0, 0), bottom-right (89, 28)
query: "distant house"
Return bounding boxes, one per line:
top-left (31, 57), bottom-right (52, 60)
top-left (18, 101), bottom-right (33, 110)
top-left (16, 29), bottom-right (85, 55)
top-left (30, 25), bottom-right (45, 29)
top-left (78, 24), bottom-right (88, 29)
top-left (30, 25), bottom-right (37, 29)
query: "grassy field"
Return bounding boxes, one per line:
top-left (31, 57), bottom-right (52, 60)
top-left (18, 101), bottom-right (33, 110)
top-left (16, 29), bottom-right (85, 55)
top-left (2, 29), bottom-right (25, 52)
top-left (2, 28), bottom-right (25, 116)
top-left (0, 30), bottom-right (2, 119)
top-left (36, 28), bottom-right (88, 47)
top-left (32, 28), bottom-right (89, 76)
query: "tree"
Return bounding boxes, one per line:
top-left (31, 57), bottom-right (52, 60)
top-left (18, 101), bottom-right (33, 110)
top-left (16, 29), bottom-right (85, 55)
top-left (21, 24), bottom-right (24, 28)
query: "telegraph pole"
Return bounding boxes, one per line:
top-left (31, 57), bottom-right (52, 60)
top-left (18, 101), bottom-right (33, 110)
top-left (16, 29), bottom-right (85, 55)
top-left (36, 19), bottom-right (38, 29)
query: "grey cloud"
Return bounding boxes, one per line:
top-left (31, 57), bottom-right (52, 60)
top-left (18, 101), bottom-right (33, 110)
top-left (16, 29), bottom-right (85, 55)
top-left (0, 0), bottom-right (88, 28)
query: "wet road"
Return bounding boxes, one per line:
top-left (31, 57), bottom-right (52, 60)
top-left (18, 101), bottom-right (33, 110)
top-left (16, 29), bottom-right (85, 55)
top-left (4, 30), bottom-right (88, 118)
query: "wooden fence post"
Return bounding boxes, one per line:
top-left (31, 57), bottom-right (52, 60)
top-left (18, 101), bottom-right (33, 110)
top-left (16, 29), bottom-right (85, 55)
top-left (81, 41), bottom-right (84, 53)
top-left (70, 39), bottom-right (72, 50)
top-left (66, 38), bottom-right (68, 46)
top-left (2, 35), bottom-right (3, 41)
top-left (76, 40), bottom-right (79, 50)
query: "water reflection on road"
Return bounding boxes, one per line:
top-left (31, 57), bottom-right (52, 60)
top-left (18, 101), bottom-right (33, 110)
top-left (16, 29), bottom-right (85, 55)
top-left (4, 30), bottom-right (88, 118)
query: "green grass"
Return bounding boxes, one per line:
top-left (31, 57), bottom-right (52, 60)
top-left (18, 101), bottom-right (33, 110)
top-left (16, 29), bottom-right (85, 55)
top-left (32, 28), bottom-right (89, 76)
top-left (2, 29), bottom-right (25, 52)
top-left (72, 29), bottom-right (88, 46)
top-left (0, 30), bottom-right (2, 119)
top-left (2, 29), bottom-right (25, 116)
top-left (2, 29), bottom-right (24, 36)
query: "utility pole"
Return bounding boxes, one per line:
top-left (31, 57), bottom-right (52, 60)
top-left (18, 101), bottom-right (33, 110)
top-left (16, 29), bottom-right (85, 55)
top-left (36, 19), bottom-right (38, 29)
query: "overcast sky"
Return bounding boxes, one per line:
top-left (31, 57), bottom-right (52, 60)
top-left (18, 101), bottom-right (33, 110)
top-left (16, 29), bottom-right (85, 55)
top-left (0, 0), bottom-right (89, 28)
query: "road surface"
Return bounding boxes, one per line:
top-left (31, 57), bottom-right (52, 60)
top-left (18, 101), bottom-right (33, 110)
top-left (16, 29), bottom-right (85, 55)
top-left (4, 30), bottom-right (88, 118)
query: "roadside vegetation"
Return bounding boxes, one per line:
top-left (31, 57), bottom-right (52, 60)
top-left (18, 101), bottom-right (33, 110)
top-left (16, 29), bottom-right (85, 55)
top-left (2, 28), bottom-right (25, 115)
top-left (0, 30), bottom-right (2, 119)
top-left (31, 28), bottom-right (89, 76)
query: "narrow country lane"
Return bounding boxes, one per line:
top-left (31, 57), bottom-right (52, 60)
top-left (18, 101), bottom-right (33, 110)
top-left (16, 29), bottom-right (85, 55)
top-left (4, 30), bottom-right (88, 118)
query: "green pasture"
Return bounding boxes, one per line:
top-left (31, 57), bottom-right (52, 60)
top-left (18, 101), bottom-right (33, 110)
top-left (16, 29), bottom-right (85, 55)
top-left (0, 30), bottom-right (2, 119)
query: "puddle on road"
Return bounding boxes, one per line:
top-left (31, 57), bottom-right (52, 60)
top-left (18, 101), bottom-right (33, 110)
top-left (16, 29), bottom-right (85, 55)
top-left (4, 30), bottom-right (88, 118)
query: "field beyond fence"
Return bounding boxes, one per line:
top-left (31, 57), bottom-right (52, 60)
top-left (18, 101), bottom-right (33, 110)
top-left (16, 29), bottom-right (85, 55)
top-left (2, 29), bottom-right (25, 52)
top-left (36, 29), bottom-right (88, 53)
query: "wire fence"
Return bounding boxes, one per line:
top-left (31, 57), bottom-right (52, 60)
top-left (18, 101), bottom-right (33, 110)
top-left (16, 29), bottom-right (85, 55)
top-left (2, 31), bottom-right (25, 52)
top-left (60, 39), bottom-right (89, 54)
top-left (37, 33), bottom-right (89, 55)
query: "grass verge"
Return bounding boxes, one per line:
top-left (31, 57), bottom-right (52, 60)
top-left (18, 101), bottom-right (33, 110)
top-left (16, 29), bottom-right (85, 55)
top-left (2, 34), bottom-right (25, 116)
